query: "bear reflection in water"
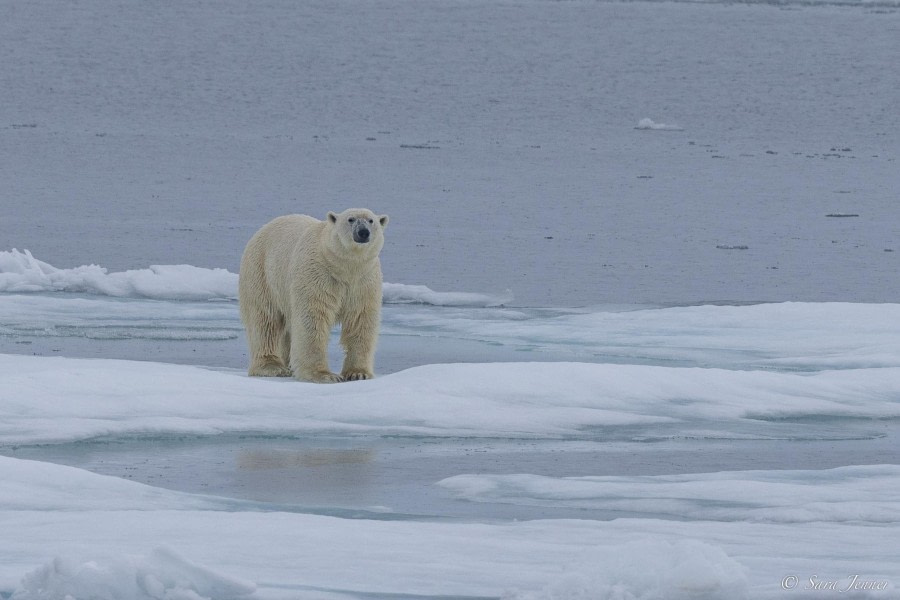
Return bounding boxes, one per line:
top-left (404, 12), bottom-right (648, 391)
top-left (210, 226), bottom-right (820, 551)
top-left (237, 448), bottom-right (376, 471)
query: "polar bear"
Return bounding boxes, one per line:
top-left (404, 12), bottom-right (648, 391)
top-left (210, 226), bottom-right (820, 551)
top-left (239, 209), bottom-right (389, 383)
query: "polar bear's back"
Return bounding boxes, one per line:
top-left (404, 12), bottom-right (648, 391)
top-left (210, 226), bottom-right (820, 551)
top-left (259, 214), bottom-right (321, 244)
top-left (239, 214), bottom-right (323, 317)
top-left (245, 213), bottom-right (321, 264)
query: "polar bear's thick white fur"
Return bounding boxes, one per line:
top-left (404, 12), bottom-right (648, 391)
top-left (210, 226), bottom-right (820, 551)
top-left (239, 209), bottom-right (389, 383)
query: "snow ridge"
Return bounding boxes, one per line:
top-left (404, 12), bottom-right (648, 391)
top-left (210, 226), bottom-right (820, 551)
top-left (12, 546), bottom-right (256, 600)
top-left (0, 249), bottom-right (511, 307)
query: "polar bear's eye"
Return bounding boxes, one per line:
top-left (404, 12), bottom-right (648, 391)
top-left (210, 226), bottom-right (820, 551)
top-left (348, 217), bottom-right (356, 223)
top-left (368, 219), bottom-right (374, 224)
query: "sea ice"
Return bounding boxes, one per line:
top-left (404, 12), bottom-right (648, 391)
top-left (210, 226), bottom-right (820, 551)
top-left (0, 249), bottom-right (238, 302)
top-left (502, 540), bottom-right (747, 600)
top-left (0, 455), bottom-right (233, 512)
top-left (1, 0), bottom-right (898, 596)
top-left (12, 546), bottom-right (256, 600)
top-left (635, 117), bottom-right (684, 131)
top-left (2, 354), bottom-right (899, 445)
top-left (4, 277), bottom-right (900, 372)
top-left (2, 454), bottom-right (896, 599)
top-left (382, 282), bottom-right (512, 307)
top-left (438, 465), bottom-right (900, 524)
top-left (382, 301), bottom-right (900, 371)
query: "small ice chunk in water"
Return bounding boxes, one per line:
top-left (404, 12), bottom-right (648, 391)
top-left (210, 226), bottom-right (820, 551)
top-left (635, 117), bottom-right (684, 131)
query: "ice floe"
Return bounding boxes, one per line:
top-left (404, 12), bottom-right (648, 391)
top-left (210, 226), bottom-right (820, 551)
top-left (2, 355), bottom-right (899, 445)
top-left (438, 465), bottom-right (900, 524)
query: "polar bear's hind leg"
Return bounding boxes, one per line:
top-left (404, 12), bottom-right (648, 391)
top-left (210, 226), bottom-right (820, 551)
top-left (245, 306), bottom-right (292, 377)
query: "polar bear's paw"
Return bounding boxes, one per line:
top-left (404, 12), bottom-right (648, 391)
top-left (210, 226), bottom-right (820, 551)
top-left (249, 361), bottom-right (293, 377)
top-left (302, 370), bottom-right (344, 384)
top-left (341, 369), bottom-right (374, 381)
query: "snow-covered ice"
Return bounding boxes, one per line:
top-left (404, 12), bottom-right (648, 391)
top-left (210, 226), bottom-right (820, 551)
top-left (381, 300), bottom-right (900, 371)
top-left (382, 282), bottom-right (512, 308)
top-left (0, 249), bottom-right (238, 302)
top-left (12, 546), bottom-right (256, 600)
top-left (438, 465), bottom-right (900, 524)
top-left (1, 454), bottom-right (898, 599)
top-left (3, 353), bottom-right (900, 444)
top-left (1, 339), bottom-right (898, 596)
top-left (4, 274), bottom-right (900, 372)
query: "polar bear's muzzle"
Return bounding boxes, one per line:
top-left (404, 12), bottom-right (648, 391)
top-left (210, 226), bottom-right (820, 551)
top-left (352, 223), bottom-right (371, 244)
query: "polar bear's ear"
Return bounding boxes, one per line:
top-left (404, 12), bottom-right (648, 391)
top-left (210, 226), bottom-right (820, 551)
top-left (379, 215), bottom-right (389, 227)
top-left (327, 212), bottom-right (338, 224)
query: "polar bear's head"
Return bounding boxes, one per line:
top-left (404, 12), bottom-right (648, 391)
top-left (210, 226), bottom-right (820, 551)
top-left (327, 208), bottom-right (389, 257)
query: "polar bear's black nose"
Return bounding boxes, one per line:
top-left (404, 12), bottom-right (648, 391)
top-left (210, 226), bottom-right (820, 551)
top-left (354, 228), bottom-right (370, 243)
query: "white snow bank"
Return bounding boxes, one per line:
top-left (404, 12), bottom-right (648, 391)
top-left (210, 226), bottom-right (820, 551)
top-left (0, 249), bottom-right (238, 302)
top-left (439, 465), bottom-right (900, 524)
top-left (12, 546), bottom-right (256, 600)
top-left (0, 249), bottom-right (510, 307)
top-left (2, 354), bottom-right (899, 445)
top-left (635, 117), bottom-right (684, 131)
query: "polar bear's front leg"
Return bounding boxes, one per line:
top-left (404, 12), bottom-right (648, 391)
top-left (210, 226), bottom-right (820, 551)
top-left (339, 304), bottom-right (380, 381)
top-left (290, 308), bottom-right (342, 383)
